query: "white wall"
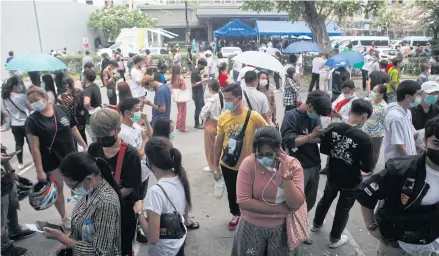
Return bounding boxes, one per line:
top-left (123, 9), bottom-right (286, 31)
top-left (1, 0), bottom-right (99, 76)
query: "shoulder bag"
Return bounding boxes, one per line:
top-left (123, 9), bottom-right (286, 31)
top-left (155, 183), bottom-right (186, 239)
top-left (243, 90), bottom-right (253, 110)
top-left (5, 97), bottom-right (27, 120)
top-left (114, 142), bottom-right (128, 184)
top-left (173, 79), bottom-right (190, 103)
top-left (221, 110), bottom-right (252, 167)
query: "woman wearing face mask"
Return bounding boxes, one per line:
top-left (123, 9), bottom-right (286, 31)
top-left (171, 65), bottom-right (188, 132)
top-left (283, 67), bottom-right (299, 113)
top-left (152, 118), bottom-right (176, 141)
top-left (257, 71), bottom-right (277, 125)
top-left (362, 84), bottom-right (387, 176)
top-left (1, 77), bottom-right (30, 170)
top-left (88, 108), bottom-right (142, 256)
top-left (233, 126), bottom-right (305, 255)
top-left (133, 137), bottom-right (192, 256)
top-left (42, 152), bottom-right (122, 255)
top-left (25, 86), bottom-right (87, 229)
top-left (41, 74), bottom-right (57, 104)
top-left (200, 79), bottom-right (223, 172)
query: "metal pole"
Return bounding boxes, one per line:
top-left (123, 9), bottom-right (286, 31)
top-left (33, 0), bottom-right (43, 52)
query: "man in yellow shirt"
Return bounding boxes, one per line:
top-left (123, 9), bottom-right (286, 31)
top-left (387, 58), bottom-right (402, 103)
top-left (214, 84), bottom-right (268, 231)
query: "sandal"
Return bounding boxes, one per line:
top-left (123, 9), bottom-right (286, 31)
top-left (185, 220), bottom-right (200, 230)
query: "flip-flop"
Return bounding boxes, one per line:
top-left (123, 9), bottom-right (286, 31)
top-left (185, 220), bottom-right (200, 229)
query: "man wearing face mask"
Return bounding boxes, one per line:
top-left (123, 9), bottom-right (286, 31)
top-left (356, 116), bottom-right (439, 256)
top-left (383, 80), bottom-right (421, 162)
top-left (330, 80), bottom-right (358, 122)
top-left (143, 75), bottom-right (172, 127)
top-left (311, 99), bottom-right (373, 248)
top-left (410, 81), bottom-right (439, 131)
top-left (213, 84), bottom-right (268, 231)
top-left (88, 108), bottom-right (142, 255)
top-left (281, 90), bottom-right (332, 213)
top-left (242, 71), bottom-right (270, 124)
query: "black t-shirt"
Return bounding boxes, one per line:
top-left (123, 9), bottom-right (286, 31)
top-left (25, 105), bottom-right (78, 173)
top-left (53, 70), bottom-right (66, 94)
top-left (281, 109), bottom-right (322, 169)
top-left (320, 123), bottom-right (373, 188)
top-left (410, 104), bottom-right (439, 130)
top-left (191, 67), bottom-right (203, 95)
top-left (88, 142), bottom-right (142, 201)
top-left (369, 70), bottom-right (390, 89)
top-left (331, 67), bottom-right (350, 95)
top-left (83, 83), bottom-right (102, 109)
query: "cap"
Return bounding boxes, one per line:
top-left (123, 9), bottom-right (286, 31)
top-left (204, 50), bottom-right (212, 56)
top-left (421, 81), bottom-right (439, 93)
top-left (379, 59), bottom-right (388, 67)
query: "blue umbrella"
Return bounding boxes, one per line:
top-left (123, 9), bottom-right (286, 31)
top-left (5, 53), bottom-right (67, 72)
top-left (283, 41), bottom-right (325, 54)
top-left (325, 51), bottom-right (364, 68)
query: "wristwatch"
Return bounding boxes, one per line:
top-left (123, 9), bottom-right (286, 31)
top-left (135, 211), bottom-right (144, 219)
top-left (367, 222), bottom-right (378, 231)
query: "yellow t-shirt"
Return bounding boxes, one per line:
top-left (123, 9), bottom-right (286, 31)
top-left (387, 67), bottom-right (400, 93)
top-left (217, 108), bottom-right (268, 171)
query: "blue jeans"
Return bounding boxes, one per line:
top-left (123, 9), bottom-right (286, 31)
top-left (233, 70), bottom-right (239, 83)
top-left (1, 183), bottom-right (21, 252)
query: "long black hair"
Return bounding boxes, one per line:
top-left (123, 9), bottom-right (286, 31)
top-left (1, 77), bottom-right (19, 99)
top-left (257, 70), bottom-right (270, 91)
top-left (59, 152), bottom-right (123, 204)
top-left (145, 137), bottom-right (192, 210)
top-left (152, 118), bottom-right (173, 138)
top-left (42, 74), bottom-right (57, 98)
top-left (376, 84), bottom-right (388, 103)
top-left (252, 126), bottom-right (282, 153)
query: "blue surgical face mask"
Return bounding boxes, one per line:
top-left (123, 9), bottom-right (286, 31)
top-left (257, 157), bottom-right (275, 168)
top-left (344, 93), bottom-right (354, 99)
top-left (370, 92), bottom-right (377, 100)
top-left (131, 111), bottom-right (141, 123)
top-left (410, 97), bottom-right (421, 107)
top-left (424, 95), bottom-right (438, 105)
top-left (224, 100), bottom-right (237, 111)
top-left (41, 82), bottom-right (46, 90)
top-left (169, 131), bottom-right (176, 141)
top-left (307, 110), bottom-right (319, 119)
top-left (72, 180), bottom-right (93, 197)
top-left (31, 99), bottom-right (46, 112)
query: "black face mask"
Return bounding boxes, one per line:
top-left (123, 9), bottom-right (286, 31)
top-left (427, 148), bottom-right (439, 166)
top-left (97, 135), bottom-right (117, 147)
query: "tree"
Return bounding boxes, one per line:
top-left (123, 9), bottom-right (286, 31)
top-left (88, 5), bottom-right (156, 42)
top-left (242, 0), bottom-right (384, 53)
top-left (416, 0), bottom-right (439, 40)
top-left (372, 3), bottom-right (418, 38)
top-left (184, 0), bottom-right (199, 44)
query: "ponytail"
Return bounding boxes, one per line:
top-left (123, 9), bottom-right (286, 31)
top-left (377, 84), bottom-right (388, 103)
top-left (170, 148), bottom-right (192, 210)
top-left (96, 157), bottom-right (123, 204)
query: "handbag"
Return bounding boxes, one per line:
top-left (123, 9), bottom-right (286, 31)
top-left (155, 184), bottom-right (186, 239)
top-left (173, 89), bottom-right (190, 103)
top-left (286, 201), bottom-right (310, 251)
top-left (221, 110), bottom-right (252, 167)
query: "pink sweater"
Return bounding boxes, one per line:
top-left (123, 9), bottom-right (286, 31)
top-left (237, 154), bottom-right (305, 228)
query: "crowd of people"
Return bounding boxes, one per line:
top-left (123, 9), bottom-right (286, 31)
top-left (1, 44), bottom-right (439, 256)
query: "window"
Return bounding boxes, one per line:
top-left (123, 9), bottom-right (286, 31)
top-left (350, 40), bottom-right (359, 46)
top-left (360, 40), bottom-right (388, 47)
top-left (413, 40), bottom-right (429, 46)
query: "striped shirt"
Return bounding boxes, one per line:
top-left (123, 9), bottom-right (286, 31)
top-left (70, 179), bottom-right (121, 255)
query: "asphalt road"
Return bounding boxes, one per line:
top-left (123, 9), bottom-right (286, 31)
top-left (2, 78), bottom-right (387, 256)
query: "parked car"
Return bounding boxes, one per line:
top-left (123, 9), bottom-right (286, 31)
top-left (363, 48), bottom-right (398, 60)
top-left (142, 47), bottom-right (168, 56)
top-left (220, 47), bottom-right (242, 58)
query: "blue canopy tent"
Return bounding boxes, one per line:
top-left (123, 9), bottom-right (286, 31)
top-left (214, 20), bottom-right (257, 37)
top-left (254, 21), bottom-right (342, 37)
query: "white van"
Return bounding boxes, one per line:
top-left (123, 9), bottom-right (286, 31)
top-left (337, 36), bottom-right (390, 51)
top-left (392, 36), bottom-right (431, 48)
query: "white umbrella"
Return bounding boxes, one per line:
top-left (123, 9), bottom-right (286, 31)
top-left (298, 35), bottom-right (312, 40)
top-left (232, 51), bottom-right (284, 73)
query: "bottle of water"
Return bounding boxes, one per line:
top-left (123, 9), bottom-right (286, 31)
top-left (214, 176), bottom-right (226, 200)
top-left (82, 219), bottom-right (95, 243)
top-left (67, 195), bottom-right (81, 205)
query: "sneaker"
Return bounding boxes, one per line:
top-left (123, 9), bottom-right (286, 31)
top-left (2, 245), bottom-right (28, 256)
top-left (9, 229), bottom-right (36, 240)
top-left (203, 167), bottom-right (212, 172)
top-left (62, 214), bottom-right (72, 229)
top-left (310, 219), bottom-right (326, 232)
top-left (136, 231), bottom-right (148, 244)
top-left (17, 163), bottom-right (25, 170)
top-left (194, 124), bottom-right (204, 129)
top-left (228, 215), bottom-right (240, 231)
top-left (329, 235), bottom-right (348, 248)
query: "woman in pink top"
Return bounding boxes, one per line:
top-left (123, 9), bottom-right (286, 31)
top-left (233, 126), bottom-right (305, 255)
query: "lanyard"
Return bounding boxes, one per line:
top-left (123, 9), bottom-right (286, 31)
top-left (47, 105), bottom-right (58, 152)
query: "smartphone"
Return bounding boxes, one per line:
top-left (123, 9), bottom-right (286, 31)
top-left (35, 221), bottom-right (65, 233)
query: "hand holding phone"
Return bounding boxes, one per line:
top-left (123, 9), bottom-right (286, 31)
top-left (36, 221), bottom-right (65, 233)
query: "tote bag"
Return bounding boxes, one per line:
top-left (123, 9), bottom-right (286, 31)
top-left (173, 89), bottom-right (191, 103)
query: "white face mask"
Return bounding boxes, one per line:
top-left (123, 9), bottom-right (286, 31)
top-left (31, 99), bottom-right (46, 112)
top-left (259, 79), bottom-right (268, 87)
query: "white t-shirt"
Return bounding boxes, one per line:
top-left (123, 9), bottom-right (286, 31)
top-left (312, 57), bottom-right (325, 74)
top-left (238, 66), bottom-right (256, 89)
top-left (118, 123), bottom-right (150, 182)
top-left (243, 87), bottom-right (269, 116)
top-left (362, 55), bottom-right (373, 71)
top-left (130, 67), bottom-right (144, 98)
top-left (398, 164), bottom-right (439, 254)
top-left (207, 57), bottom-right (215, 75)
top-left (144, 176), bottom-right (187, 256)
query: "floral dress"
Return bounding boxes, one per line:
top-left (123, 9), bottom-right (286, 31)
top-left (258, 85), bottom-right (277, 123)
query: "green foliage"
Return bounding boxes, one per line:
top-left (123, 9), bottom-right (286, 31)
top-left (416, 0), bottom-right (439, 39)
top-left (88, 6), bottom-right (156, 41)
top-left (58, 55), bottom-right (102, 74)
top-left (372, 3), bottom-right (419, 35)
